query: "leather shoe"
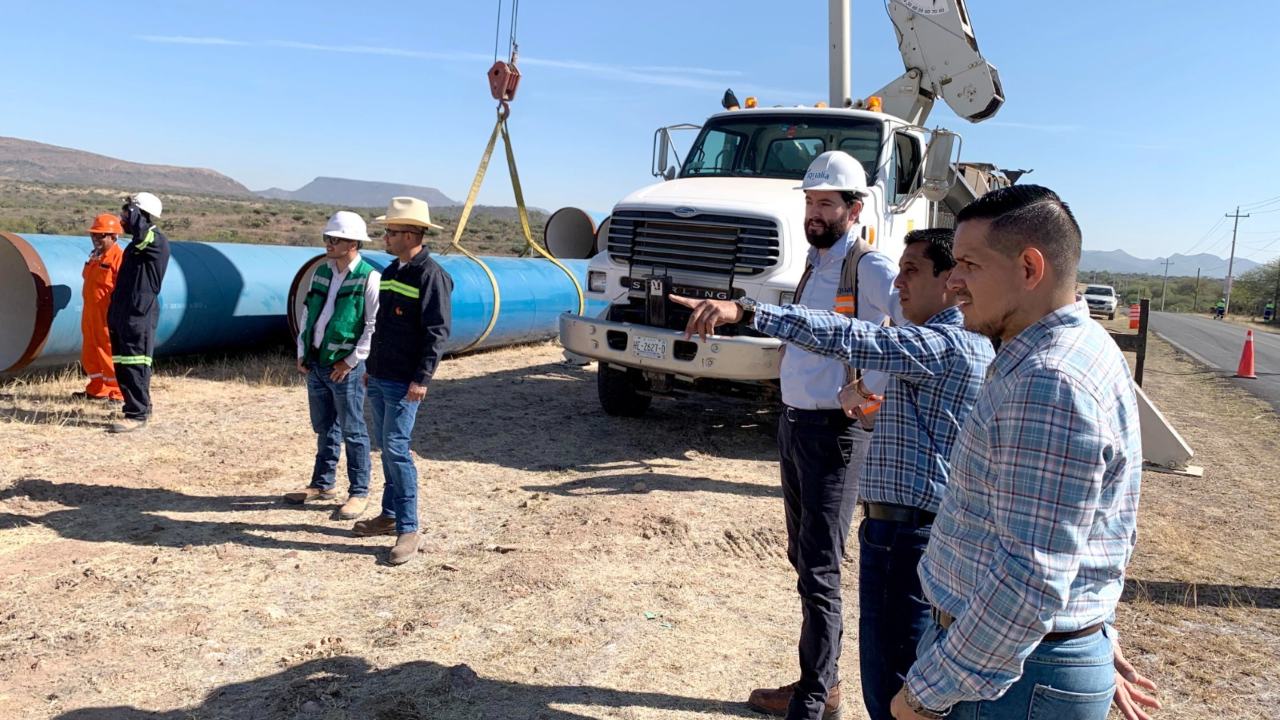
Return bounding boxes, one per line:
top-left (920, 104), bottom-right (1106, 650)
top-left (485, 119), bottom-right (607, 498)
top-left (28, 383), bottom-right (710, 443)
top-left (388, 532), bottom-right (420, 565)
top-left (748, 680), bottom-right (841, 718)
top-left (282, 487), bottom-right (339, 505)
top-left (336, 495), bottom-right (369, 520)
top-left (352, 515), bottom-right (397, 537)
top-left (107, 418), bottom-right (148, 434)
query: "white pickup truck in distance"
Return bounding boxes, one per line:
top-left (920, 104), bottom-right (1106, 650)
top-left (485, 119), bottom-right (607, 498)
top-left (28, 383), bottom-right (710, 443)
top-left (1082, 284), bottom-right (1118, 320)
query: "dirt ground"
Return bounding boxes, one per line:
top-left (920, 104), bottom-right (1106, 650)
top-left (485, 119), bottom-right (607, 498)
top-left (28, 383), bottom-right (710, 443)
top-left (2, 330), bottom-right (1278, 719)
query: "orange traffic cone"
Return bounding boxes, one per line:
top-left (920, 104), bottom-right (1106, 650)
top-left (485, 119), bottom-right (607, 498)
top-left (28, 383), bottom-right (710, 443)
top-left (1235, 330), bottom-right (1257, 379)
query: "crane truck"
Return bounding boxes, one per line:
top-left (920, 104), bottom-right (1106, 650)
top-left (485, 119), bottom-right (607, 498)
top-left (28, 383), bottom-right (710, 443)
top-left (557, 0), bottom-right (1012, 416)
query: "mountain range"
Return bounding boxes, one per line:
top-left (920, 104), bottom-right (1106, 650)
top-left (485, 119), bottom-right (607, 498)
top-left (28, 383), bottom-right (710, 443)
top-left (1079, 249), bottom-right (1259, 277)
top-left (256, 177), bottom-right (456, 207)
top-left (0, 136), bottom-right (250, 196)
top-left (0, 136), bottom-right (457, 209)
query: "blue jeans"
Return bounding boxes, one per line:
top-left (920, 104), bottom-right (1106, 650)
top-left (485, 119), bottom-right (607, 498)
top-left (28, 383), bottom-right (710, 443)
top-left (305, 361), bottom-right (371, 496)
top-left (367, 376), bottom-right (422, 534)
top-left (917, 621), bottom-right (1116, 720)
top-left (858, 517), bottom-right (933, 720)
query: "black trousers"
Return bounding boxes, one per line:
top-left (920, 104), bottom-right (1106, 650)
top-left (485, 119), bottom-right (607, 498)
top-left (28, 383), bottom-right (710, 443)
top-left (777, 407), bottom-right (860, 720)
top-left (108, 306), bottom-right (157, 421)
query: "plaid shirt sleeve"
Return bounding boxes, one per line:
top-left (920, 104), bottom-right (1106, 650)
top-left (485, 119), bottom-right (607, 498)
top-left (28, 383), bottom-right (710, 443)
top-left (905, 370), bottom-right (1111, 710)
top-left (753, 302), bottom-right (952, 381)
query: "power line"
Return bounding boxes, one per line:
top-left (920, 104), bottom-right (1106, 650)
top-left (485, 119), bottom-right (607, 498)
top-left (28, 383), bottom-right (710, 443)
top-left (1241, 193), bottom-right (1280, 210)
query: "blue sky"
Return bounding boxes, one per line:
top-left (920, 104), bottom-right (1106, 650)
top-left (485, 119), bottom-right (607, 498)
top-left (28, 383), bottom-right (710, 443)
top-left (3, 1), bottom-right (1279, 268)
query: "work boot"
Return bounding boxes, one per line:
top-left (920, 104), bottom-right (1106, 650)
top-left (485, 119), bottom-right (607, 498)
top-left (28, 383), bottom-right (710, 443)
top-left (282, 487), bottom-right (339, 505)
top-left (747, 680), bottom-right (841, 718)
top-left (336, 495), bottom-right (369, 520)
top-left (388, 532), bottom-right (420, 565)
top-left (107, 418), bottom-right (148, 434)
top-left (352, 515), bottom-right (397, 537)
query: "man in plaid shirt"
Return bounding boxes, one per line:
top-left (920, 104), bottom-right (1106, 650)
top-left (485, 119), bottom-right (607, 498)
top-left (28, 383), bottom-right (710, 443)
top-left (886, 186), bottom-right (1145, 720)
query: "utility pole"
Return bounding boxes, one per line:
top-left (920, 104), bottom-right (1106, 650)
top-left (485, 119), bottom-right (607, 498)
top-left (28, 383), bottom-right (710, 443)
top-left (1192, 268), bottom-right (1201, 313)
top-left (1224, 206), bottom-right (1250, 314)
top-left (1159, 258), bottom-right (1174, 311)
top-left (1272, 258), bottom-right (1280, 323)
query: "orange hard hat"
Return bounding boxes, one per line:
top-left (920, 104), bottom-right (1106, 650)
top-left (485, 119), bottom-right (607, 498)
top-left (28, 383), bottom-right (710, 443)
top-left (88, 213), bottom-right (123, 235)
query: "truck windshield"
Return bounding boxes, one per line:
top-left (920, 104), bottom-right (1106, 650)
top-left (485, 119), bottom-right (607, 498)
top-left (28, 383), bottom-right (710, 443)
top-left (680, 114), bottom-right (883, 181)
top-left (1085, 286), bottom-right (1114, 296)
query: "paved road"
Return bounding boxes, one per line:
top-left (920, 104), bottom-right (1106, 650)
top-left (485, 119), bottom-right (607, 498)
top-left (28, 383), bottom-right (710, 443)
top-left (1149, 311), bottom-right (1280, 411)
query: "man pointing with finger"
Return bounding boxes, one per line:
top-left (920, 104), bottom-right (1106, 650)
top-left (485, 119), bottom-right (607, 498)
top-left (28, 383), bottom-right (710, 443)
top-left (688, 151), bottom-right (897, 720)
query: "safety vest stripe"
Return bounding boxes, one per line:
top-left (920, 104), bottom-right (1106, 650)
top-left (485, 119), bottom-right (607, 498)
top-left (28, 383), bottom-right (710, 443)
top-left (135, 228), bottom-right (156, 251)
top-left (380, 280), bottom-right (420, 299)
top-left (112, 355), bottom-right (153, 366)
top-left (312, 274), bottom-right (331, 288)
top-left (326, 342), bottom-right (356, 351)
top-left (340, 277), bottom-right (367, 289)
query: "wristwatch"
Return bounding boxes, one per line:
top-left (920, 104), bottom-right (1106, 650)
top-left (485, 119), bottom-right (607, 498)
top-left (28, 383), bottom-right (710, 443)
top-left (903, 686), bottom-right (950, 719)
top-left (735, 295), bottom-right (759, 325)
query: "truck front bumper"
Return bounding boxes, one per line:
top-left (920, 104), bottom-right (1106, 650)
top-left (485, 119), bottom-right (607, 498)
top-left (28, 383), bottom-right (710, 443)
top-left (559, 312), bottom-right (782, 382)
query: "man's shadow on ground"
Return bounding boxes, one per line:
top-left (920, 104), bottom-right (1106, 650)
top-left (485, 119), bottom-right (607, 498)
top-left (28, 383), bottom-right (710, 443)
top-left (52, 656), bottom-right (759, 720)
top-left (0, 478), bottom-right (380, 557)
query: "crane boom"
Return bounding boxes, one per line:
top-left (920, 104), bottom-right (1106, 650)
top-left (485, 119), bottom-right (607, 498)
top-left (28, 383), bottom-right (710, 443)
top-left (870, 0), bottom-right (1004, 126)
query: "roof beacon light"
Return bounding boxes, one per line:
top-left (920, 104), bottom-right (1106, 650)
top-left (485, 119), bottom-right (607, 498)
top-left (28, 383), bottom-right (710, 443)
top-left (745, 96), bottom-right (758, 109)
top-left (867, 96), bottom-right (883, 112)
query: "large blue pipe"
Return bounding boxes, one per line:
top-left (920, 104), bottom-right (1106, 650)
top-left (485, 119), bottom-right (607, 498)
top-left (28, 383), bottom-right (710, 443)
top-left (1, 233), bottom-right (603, 373)
top-left (287, 251), bottom-right (604, 354)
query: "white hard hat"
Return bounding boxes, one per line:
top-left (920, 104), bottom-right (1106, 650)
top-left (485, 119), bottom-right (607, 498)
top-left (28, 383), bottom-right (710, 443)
top-left (795, 151), bottom-right (869, 196)
top-left (322, 211), bottom-right (371, 242)
top-left (128, 191), bottom-right (163, 218)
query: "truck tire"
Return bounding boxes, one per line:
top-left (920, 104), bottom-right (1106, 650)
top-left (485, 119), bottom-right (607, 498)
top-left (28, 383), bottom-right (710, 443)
top-left (597, 364), bottom-right (652, 417)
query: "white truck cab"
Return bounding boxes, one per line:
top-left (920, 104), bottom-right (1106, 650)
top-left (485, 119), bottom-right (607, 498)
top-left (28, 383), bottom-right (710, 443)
top-left (561, 107), bottom-right (936, 415)
top-left (559, 0), bottom-right (1009, 416)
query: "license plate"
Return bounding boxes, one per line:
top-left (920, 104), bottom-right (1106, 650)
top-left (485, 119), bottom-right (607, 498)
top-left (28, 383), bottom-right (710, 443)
top-left (633, 335), bottom-right (667, 360)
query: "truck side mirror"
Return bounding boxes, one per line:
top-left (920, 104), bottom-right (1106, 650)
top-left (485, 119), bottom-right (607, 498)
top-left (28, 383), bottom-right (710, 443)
top-left (654, 129), bottom-right (671, 179)
top-left (922, 129), bottom-right (961, 203)
top-left (651, 124), bottom-right (701, 181)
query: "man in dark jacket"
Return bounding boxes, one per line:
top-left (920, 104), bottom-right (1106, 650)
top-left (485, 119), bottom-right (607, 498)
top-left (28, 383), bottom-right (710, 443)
top-left (352, 197), bottom-right (453, 565)
top-left (107, 192), bottom-right (170, 433)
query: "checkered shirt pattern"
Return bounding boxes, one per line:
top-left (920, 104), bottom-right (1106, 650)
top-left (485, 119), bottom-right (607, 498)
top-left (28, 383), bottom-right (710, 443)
top-left (754, 303), bottom-right (994, 511)
top-left (905, 301), bottom-right (1143, 710)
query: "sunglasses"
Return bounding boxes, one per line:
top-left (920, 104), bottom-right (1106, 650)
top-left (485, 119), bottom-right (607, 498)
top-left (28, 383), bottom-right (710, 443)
top-left (323, 236), bottom-right (353, 246)
top-left (383, 228), bottom-right (422, 239)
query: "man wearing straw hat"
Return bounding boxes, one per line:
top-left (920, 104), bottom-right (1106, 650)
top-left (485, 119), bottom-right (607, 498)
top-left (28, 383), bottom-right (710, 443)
top-left (351, 197), bottom-right (453, 566)
top-left (284, 211), bottom-right (381, 521)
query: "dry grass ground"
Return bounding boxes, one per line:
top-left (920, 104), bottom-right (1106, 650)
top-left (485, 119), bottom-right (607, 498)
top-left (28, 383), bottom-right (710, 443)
top-left (1, 331), bottom-right (1278, 719)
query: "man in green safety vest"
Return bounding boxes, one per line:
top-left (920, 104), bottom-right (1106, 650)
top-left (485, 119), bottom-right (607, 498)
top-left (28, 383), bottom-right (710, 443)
top-left (1215, 297), bottom-right (1226, 319)
top-left (284, 212), bottom-right (381, 521)
top-left (1265, 300), bottom-right (1275, 323)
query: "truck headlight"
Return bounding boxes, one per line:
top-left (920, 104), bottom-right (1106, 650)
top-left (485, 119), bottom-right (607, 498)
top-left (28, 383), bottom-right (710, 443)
top-left (779, 291), bottom-right (795, 305)
top-left (588, 271), bottom-right (607, 293)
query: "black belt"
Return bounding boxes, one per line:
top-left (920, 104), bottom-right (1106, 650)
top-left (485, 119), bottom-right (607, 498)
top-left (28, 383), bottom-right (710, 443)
top-left (782, 405), bottom-right (850, 426)
top-left (932, 607), bottom-right (1103, 642)
top-left (863, 502), bottom-right (935, 527)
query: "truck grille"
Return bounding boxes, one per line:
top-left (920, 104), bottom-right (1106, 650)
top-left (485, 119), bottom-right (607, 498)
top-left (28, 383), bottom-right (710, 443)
top-left (606, 210), bottom-right (781, 277)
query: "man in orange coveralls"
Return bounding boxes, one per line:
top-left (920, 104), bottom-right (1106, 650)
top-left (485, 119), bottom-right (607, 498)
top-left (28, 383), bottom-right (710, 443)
top-left (74, 213), bottom-right (125, 402)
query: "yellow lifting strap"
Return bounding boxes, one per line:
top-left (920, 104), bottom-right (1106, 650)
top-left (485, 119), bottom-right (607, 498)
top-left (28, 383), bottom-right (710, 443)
top-left (446, 105), bottom-right (585, 353)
